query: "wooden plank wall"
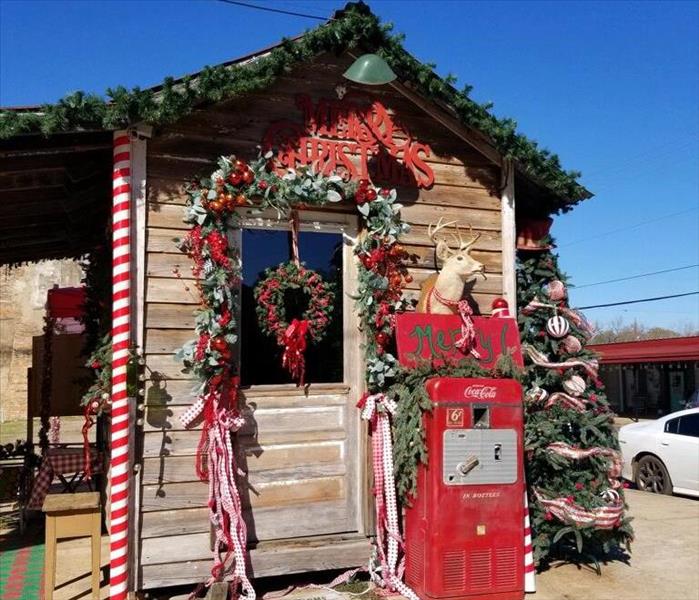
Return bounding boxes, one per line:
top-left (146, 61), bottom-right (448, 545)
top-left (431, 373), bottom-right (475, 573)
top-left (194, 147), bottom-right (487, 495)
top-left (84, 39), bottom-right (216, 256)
top-left (139, 50), bottom-right (503, 587)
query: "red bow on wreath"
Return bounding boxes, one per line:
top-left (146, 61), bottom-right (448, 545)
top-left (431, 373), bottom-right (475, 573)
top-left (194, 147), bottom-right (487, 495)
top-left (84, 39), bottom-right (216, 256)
top-left (282, 318), bottom-right (309, 386)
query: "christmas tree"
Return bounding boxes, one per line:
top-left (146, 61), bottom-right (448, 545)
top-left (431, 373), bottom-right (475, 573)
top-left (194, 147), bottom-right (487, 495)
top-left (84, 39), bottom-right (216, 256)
top-left (517, 241), bottom-right (634, 567)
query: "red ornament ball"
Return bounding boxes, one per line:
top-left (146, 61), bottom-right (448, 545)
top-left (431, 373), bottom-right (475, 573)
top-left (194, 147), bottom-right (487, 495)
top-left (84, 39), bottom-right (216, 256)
top-left (492, 297), bottom-right (508, 309)
top-left (242, 169), bottom-right (254, 185)
top-left (544, 511), bottom-right (554, 521)
top-left (575, 482), bottom-right (584, 491)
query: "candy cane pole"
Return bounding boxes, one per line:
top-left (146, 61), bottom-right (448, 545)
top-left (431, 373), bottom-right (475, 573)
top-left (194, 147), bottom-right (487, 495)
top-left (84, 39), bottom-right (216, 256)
top-left (110, 130), bottom-right (132, 600)
top-left (523, 491), bottom-right (536, 593)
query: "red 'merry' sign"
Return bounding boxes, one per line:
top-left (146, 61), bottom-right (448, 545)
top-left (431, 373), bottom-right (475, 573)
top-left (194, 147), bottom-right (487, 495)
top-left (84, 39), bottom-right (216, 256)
top-left (395, 313), bottom-right (523, 369)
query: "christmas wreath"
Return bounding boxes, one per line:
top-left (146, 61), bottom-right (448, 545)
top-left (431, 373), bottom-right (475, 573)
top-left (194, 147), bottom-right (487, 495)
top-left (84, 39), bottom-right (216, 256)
top-left (254, 261), bottom-right (335, 385)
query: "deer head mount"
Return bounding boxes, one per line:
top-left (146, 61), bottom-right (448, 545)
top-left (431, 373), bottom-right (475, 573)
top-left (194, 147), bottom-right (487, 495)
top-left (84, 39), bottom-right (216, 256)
top-left (417, 218), bottom-right (485, 314)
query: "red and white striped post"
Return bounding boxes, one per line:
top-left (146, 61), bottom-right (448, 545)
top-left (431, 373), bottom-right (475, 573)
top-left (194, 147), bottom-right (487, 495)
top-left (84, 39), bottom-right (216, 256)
top-left (523, 491), bottom-right (536, 593)
top-left (110, 130), bottom-right (132, 600)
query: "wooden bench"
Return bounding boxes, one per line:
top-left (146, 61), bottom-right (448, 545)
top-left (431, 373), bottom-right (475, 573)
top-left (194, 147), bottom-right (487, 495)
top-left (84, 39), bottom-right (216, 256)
top-left (43, 491), bottom-right (101, 599)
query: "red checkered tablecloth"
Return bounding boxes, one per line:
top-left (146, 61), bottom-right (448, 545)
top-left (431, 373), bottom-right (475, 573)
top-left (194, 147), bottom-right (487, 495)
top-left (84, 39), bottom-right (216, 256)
top-left (27, 447), bottom-right (103, 510)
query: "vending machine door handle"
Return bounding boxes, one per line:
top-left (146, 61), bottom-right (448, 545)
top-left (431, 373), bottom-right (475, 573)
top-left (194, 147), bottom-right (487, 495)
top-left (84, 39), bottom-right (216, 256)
top-left (457, 455), bottom-right (480, 476)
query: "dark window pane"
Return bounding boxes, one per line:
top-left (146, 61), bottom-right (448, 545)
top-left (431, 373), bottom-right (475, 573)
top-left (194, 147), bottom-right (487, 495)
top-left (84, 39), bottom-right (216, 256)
top-left (240, 229), bottom-right (343, 386)
top-left (677, 414), bottom-right (699, 438)
top-left (665, 417), bottom-right (680, 434)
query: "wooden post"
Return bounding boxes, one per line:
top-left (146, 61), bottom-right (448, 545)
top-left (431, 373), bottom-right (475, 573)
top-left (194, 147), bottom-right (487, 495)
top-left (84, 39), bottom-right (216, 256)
top-left (500, 159), bottom-right (516, 309)
top-left (128, 125), bottom-right (149, 594)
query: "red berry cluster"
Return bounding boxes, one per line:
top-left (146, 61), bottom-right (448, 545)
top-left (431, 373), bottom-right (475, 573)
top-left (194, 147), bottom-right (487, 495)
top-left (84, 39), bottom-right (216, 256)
top-left (354, 179), bottom-right (378, 205)
top-left (206, 230), bottom-right (230, 268)
top-left (184, 225), bottom-right (206, 277)
top-left (358, 239), bottom-right (413, 354)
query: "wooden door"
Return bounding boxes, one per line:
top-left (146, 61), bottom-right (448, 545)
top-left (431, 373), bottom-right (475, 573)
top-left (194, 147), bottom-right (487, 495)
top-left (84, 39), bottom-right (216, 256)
top-left (233, 208), bottom-right (364, 542)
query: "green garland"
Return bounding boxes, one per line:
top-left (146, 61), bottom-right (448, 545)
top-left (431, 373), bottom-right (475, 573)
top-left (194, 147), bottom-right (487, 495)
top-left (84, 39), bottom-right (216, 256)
top-left (388, 354), bottom-right (522, 502)
top-left (0, 2), bottom-right (587, 208)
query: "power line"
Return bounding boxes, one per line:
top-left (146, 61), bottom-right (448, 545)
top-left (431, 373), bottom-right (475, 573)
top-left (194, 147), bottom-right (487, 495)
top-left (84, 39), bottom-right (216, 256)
top-left (575, 264), bottom-right (699, 289)
top-left (216, 0), bottom-right (330, 21)
top-left (560, 206), bottom-right (699, 247)
top-left (579, 291), bottom-right (699, 310)
top-left (583, 139), bottom-right (695, 177)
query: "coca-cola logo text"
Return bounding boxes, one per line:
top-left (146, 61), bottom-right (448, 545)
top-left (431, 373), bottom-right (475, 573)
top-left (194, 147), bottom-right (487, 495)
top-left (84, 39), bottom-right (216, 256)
top-left (463, 385), bottom-right (497, 400)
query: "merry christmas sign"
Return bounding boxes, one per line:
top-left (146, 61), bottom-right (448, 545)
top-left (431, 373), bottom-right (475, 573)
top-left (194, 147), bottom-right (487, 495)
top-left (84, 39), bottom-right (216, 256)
top-left (262, 93), bottom-right (435, 188)
top-left (395, 313), bottom-right (523, 369)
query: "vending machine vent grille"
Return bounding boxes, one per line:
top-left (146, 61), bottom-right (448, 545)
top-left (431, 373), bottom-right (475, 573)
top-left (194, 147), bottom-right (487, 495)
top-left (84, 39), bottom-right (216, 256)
top-left (442, 550), bottom-right (465, 591)
top-left (468, 548), bottom-right (492, 591)
top-left (496, 546), bottom-right (517, 588)
top-left (406, 538), bottom-right (424, 586)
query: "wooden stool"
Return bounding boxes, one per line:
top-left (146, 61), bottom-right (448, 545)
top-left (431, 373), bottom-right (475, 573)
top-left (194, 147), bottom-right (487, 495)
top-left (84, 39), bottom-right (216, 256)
top-left (43, 491), bottom-right (101, 600)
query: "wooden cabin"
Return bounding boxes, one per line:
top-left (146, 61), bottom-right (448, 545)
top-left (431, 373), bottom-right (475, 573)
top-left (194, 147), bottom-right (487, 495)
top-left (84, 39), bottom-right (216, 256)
top-left (0, 4), bottom-right (590, 595)
top-left (136, 51), bottom-right (510, 589)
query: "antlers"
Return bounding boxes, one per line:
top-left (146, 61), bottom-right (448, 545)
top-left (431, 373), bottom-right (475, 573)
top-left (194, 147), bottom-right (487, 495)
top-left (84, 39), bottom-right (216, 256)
top-left (428, 217), bottom-right (481, 251)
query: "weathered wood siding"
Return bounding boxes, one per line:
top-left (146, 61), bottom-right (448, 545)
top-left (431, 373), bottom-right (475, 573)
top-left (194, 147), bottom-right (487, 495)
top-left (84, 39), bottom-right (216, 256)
top-left (138, 51), bottom-right (503, 588)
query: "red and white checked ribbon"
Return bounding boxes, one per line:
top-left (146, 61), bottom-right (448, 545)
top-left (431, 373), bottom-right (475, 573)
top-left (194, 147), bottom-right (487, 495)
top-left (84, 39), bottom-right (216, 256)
top-left (428, 287), bottom-right (480, 359)
top-left (180, 396), bottom-right (206, 428)
top-left (359, 393), bottom-right (419, 600)
top-left (534, 488), bottom-right (624, 530)
top-left (204, 400), bottom-right (253, 598)
top-left (523, 344), bottom-right (599, 378)
top-left (546, 442), bottom-right (622, 489)
top-left (182, 386), bottom-right (252, 599)
top-left (110, 131), bottom-right (132, 600)
top-left (523, 491), bottom-right (535, 593)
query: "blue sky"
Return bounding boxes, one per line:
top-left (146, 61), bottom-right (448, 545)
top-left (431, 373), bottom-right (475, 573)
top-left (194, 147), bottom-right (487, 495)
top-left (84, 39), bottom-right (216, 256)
top-left (1, 0), bottom-right (697, 331)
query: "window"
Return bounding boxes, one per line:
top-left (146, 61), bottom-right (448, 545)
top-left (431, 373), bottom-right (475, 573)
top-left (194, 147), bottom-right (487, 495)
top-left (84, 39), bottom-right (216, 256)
top-left (677, 414), bottom-right (699, 438)
top-left (239, 227), bottom-right (344, 386)
top-left (665, 417), bottom-right (680, 434)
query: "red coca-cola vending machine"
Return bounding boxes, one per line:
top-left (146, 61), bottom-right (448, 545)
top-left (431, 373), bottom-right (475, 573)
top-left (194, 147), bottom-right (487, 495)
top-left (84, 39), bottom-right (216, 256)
top-left (396, 312), bottom-right (527, 600)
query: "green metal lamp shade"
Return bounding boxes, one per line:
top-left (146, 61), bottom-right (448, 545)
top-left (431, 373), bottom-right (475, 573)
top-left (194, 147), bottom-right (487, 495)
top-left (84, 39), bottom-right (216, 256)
top-left (343, 54), bottom-right (397, 85)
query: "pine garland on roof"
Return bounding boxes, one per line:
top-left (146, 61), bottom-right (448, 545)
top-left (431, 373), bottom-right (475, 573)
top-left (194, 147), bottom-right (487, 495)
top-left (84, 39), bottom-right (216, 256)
top-left (0, 1), bottom-right (588, 208)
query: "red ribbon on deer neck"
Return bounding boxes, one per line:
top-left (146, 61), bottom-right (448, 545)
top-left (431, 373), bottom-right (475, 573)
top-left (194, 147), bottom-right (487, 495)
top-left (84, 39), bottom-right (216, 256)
top-left (430, 287), bottom-right (481, 359)
top-left (282, 318), bottom-right (309, 386)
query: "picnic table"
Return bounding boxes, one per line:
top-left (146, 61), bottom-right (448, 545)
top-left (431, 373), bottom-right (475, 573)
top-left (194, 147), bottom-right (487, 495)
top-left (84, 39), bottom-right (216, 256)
top-left (27, 447), bottom-right (103, 510)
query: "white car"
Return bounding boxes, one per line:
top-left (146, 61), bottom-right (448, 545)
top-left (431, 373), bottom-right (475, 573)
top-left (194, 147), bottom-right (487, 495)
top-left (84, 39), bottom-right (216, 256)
top-left (619, 407), bottom-right (699, 497)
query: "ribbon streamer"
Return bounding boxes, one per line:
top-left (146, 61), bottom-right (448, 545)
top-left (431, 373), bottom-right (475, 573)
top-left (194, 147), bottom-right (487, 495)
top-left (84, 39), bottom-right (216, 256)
top-left (521, 298), bottom-right (594, 337)
top-left (524, 344), bottom-right (599, 378)
top-left (534, 488), bottom-right (624, 530)
top-left (281, 318), bottom-right (309, 386)
top-left (546, 442), bottom-right (622, 489)
top-left (544, 392), bottom-right (588, 412)
top-left (289, 210), bottom-right (300, 267)
top-left (182, 377), bottom-right (253, 599)
top-left (358, 393), bottom-right (420, 600)
top-left (428, 287), bottom-right (480, 359)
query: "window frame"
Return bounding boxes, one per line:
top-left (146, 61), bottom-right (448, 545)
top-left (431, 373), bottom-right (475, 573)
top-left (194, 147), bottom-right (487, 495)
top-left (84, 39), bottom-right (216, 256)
top-left (677, 414), bottom-right (699, 438)
top-left (665, 417), bottom-right (680, 434)
top-left (232, 208), bottom-right (360, 391)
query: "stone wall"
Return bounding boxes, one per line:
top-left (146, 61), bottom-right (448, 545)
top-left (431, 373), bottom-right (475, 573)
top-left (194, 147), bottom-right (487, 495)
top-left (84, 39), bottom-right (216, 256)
top-left (0, 260), bottom-right (82, 422)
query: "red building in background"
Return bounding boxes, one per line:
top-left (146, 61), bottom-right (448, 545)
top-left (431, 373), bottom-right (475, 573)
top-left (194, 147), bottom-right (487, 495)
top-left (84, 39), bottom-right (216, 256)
top-left (589, 337), bottom-right (699, 417)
